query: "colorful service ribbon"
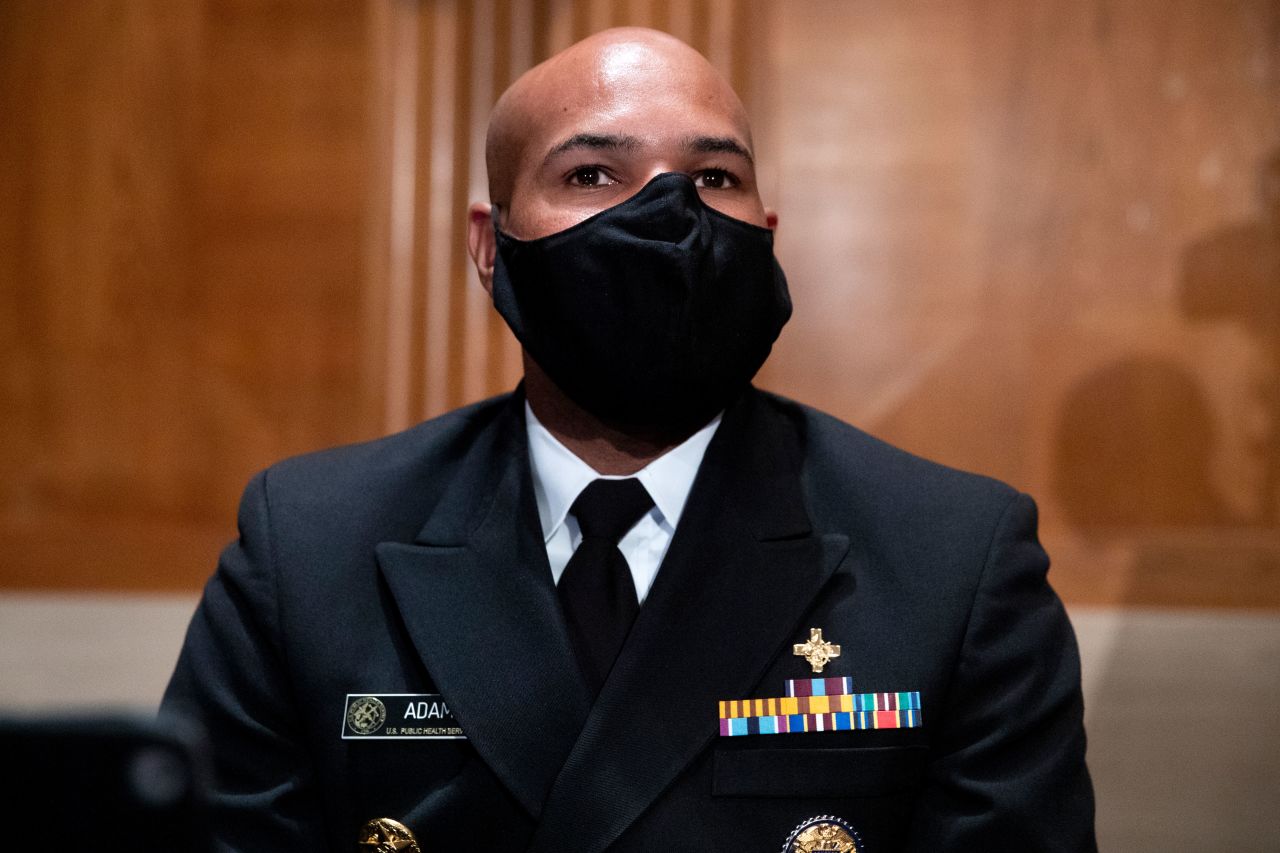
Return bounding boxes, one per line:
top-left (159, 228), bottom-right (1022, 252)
top-left (785, 676), bottom-right (854, 697)
top-left (718, 686), bottom-right (922, 737)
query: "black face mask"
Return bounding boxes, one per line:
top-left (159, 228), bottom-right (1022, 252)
top-left (491, 172), bottom-right (792, 433)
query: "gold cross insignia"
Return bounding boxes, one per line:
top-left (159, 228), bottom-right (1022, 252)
top-left (793, 628), bottom-right (841, 673)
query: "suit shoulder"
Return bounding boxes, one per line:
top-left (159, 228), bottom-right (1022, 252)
top-left (757, 393), bottom-right (1036, 609)
top-left (759, 391), bottom-right (1020, 519)
top-left (259, 393), bottom-right (514, 504)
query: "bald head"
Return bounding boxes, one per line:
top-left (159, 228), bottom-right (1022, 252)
top-left (467, 27), bottom-right (773, 295)
top-left (484, 28), bottom-right (755, 212)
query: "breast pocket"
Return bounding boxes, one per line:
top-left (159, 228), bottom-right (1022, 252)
top-left (711, 745), bottom-right (928, 798)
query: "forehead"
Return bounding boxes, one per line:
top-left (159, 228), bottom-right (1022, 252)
top-left (519, 43), bottom-right (750, 163)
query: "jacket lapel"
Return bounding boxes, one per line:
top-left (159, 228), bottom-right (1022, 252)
top-left (528, 390), bottom-right (853, 853)
top-left (375, 395), bottom-right (592, 818)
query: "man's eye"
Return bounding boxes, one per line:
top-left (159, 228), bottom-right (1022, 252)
top-left (694, 169), bottom-right (738, 189)
top-left (569, 166), bottom-right (615, 187)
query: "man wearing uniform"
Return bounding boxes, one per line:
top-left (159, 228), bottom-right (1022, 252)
top-left (163, 27), bottom-right (1096, 852)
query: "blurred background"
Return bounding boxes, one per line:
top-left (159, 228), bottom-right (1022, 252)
top-left (1, 1), bottom-right (1277, 849)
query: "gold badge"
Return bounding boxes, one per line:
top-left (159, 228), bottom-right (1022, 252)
top-left (346, 696), bottom-right (388, 736)
top-left (358, 817), bottom-right (421, 853)
top-left (793, 627), bottom-right (841, 673)
top-left (783, 815), bottom-right (862, 852)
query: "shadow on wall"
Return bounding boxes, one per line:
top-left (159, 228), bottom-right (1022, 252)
top-left (1051, 149), bottom-right (1280, 607)
top-left (1054, 358), bottom-right (1226, 528)
top-left (1179, 147), bottom-right (1280, 524)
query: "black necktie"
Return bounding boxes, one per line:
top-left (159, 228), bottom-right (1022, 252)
top-left (558, 478), bottom-right (654, 694)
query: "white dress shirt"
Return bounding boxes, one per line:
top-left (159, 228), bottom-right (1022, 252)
top-left (525, 402), bottom-right (721, 605)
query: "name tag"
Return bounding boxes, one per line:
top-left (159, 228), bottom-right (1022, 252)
top-left (341, 693), bottom-right (466, 740)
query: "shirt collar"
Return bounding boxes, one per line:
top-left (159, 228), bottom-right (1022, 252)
top-left (525, 402), bottom-right (721, 543)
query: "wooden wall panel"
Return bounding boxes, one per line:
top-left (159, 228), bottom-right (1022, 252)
top-left (7, 0), bottom-right (1273, 608)
top-left (0, 1), bottom-right (376, 589)
top-left (758, 0), bottom-right (1280, 607)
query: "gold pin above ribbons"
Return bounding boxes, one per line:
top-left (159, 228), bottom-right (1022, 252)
top-left (793, 627), bottom-right (841, 673)
top-left (358, 817), bottom-right (420, 853)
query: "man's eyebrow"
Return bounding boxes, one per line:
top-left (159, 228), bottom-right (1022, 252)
top-left (685, 135), bottom-right (754, 164)
top-left (543, 133), bottom-right (642, 163)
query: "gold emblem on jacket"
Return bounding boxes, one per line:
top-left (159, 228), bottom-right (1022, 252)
top-left (358, 817), bottom-right (420, 853)
top-left (784, 815), bottom-right (861, 853)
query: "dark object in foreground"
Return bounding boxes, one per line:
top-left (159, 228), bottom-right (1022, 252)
top-left (0, 712), bottom-right (213, 852)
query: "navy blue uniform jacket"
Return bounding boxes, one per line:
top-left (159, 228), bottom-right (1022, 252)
top-left (163, 387), bottom-right (1096, 851)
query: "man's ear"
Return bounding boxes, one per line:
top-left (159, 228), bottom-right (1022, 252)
top-left (467, 202), bottom-right (497, 295)
top-left (765, 207), bottom-right (779, 232)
